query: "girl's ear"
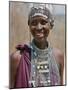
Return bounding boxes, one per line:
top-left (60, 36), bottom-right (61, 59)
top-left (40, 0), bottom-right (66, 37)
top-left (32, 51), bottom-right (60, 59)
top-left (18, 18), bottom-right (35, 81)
top-left (50, 24), bottom-right (53, 29)
top-left (48, 23), bottom-right (52, 30)
top-left (50, 20), bottom-right (54, 29)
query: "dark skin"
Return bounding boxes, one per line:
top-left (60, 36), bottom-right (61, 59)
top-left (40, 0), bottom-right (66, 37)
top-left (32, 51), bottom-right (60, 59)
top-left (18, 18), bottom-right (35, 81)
top-left (29, 16), bottom-right (64, 85)
top-left (29, 16), bottom-right (51, 49)
top-left (10, 16), bottom-right (64, 88)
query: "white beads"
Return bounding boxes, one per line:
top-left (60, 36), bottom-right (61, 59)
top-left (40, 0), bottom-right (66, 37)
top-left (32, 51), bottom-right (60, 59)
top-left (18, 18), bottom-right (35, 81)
top-left (47, 80), bottom-right (51, 83)
top-left (37, 65), bottom-right (40, 69)
top-left (33, 65), bottom-right (35, 68)
top-left (34, 71), bottom-right (35, 74)
top-left (44, 65), bottom-right (47, 69)
top-left (37, 65), bottom-right (44, 69)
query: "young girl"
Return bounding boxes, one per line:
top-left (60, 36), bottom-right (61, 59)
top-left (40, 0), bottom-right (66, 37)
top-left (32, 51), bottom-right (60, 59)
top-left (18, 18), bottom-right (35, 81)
top-left (10, 3), bottom-right (64, 88)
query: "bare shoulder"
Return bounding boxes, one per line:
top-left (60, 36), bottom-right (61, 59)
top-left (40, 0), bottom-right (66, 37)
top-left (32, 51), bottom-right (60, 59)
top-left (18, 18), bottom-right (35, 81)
top-left (52, 48), bottom-right (64, 85)
top-left (52, 48), bottom-right (64, 65)
top-left (10, 50), bottom-right (21, 60)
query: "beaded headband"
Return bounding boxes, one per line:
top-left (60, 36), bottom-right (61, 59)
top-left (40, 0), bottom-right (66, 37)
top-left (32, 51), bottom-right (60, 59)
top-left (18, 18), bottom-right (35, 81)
top-left (28, 4), bottom-right (54, 28)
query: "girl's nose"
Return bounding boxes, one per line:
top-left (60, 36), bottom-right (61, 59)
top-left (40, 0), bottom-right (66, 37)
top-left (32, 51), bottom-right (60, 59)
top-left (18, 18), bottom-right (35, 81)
top-left (36, 23), bottom-right (42, 31)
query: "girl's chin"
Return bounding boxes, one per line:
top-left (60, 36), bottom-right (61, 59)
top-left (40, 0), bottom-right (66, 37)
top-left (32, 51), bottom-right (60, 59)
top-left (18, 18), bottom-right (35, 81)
top-left (35, 38), bottom-right (46, 43)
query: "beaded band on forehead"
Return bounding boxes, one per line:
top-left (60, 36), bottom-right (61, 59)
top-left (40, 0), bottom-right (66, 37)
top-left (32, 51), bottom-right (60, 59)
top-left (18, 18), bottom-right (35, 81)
top-left (28, 5), bottom-right (54, 28)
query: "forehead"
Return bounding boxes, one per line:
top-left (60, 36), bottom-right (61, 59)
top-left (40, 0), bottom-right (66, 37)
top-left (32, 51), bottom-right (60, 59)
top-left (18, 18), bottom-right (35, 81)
top-left (30, 16), bottom-right (48, 21)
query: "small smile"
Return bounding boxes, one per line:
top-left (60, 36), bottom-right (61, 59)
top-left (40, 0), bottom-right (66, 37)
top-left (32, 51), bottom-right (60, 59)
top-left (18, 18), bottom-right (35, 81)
top-left (36, 33), bottom-right (44, 38)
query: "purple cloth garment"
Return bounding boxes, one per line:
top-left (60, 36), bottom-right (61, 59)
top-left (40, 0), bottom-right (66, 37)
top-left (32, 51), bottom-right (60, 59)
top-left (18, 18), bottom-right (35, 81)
top-left (14, 44), bottom-right (31, 88)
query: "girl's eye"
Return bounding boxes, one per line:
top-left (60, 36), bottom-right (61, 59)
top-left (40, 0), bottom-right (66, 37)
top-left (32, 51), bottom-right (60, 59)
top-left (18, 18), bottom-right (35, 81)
top-left (41, 20), bottom-right (48, 25)
top-left (31, 20), bottom-right (37, 26)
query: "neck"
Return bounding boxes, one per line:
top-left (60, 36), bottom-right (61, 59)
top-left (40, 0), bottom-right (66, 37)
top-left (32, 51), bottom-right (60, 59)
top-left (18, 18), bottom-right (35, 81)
top-left (33, 39), bottom-right (48, 49)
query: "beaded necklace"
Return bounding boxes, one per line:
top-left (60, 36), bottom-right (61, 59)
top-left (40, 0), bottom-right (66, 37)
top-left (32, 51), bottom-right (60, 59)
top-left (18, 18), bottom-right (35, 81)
top-left (29, 40), bottom-right (52, 87)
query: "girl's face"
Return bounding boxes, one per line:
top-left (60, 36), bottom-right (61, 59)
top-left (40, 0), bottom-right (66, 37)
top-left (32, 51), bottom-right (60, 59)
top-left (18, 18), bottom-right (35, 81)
top-left (29, 16), bottom-right (51, 43)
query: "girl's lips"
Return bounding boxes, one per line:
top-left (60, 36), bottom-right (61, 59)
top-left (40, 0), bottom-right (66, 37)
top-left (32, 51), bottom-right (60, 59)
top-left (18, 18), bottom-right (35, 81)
top-left (36, 33), bottom-right (44, 38)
